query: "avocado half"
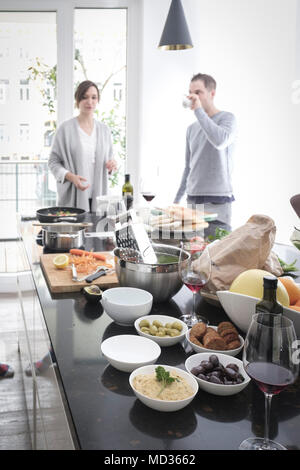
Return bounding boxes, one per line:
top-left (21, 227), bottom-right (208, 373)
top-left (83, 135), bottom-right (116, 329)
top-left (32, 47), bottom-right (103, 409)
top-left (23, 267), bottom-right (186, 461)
top-left (82, 284), bottom-right (103, 303)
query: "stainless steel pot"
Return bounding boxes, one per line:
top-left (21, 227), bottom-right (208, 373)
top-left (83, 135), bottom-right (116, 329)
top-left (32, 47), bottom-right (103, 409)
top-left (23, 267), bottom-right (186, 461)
top-left (114, 243), bottom-right (189, 303)
top-left (41, 226), bottom-right (85, 251)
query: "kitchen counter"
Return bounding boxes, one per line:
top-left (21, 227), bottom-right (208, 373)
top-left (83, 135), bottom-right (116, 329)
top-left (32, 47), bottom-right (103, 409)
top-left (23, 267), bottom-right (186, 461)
top-left (19, 214), bottom-right (300, 451)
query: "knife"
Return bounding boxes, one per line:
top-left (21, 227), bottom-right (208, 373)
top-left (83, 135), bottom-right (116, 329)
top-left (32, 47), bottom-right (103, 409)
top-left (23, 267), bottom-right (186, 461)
top-left (71, 263), bottom-right (78, 281)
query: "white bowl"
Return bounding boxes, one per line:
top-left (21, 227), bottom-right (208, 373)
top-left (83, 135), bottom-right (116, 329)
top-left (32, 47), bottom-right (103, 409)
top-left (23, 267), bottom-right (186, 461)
top-left (129, 364), bottom-right (198, 412)
top-left (185, 353), bottom-right (250, 396)
top-left (134, 315), bottom-right (188, 347)
top-left (185, 326), bottom-right (244, 357)
top-left (216, 290), bottom-right (257, 333)
top-left (217, 290), bottom-right (300, 337)
top-left (100, 335), bottom-right (161, 372)
top-left (101, 287), bottom-right (153, 326)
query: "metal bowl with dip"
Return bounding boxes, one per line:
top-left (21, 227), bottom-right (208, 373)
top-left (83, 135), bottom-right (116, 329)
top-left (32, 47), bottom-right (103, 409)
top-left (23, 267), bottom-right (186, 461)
top-left (114, 243), bottom-right (189, 303)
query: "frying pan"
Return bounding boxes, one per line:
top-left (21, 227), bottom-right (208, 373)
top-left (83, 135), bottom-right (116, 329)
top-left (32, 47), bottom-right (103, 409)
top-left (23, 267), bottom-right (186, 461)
top-left (36, 206), bottom-right (86, 223)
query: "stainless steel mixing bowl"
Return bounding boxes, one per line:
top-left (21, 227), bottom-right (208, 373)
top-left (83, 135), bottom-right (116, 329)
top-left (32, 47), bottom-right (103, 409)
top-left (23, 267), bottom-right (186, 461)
top-left (114, 243), bottom-right (189, 303)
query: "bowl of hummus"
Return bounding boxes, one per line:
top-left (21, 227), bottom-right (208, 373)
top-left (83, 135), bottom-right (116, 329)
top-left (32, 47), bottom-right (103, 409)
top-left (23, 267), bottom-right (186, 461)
top-left (129, 364), bottom-right (198, 412)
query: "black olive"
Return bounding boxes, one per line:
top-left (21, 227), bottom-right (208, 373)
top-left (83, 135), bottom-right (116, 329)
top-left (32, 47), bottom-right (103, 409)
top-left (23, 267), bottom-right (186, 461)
top-left (209, 375), bottom-right (223, 385)
top-left (209, 355), bottom-right (219, 367)
top-left (198, 374), bottom-right (209, 381)
top-left (226, 363), bottom-right (239, 373)
top-left (225, 367), bottom-right (238, 380)
top-left (201, 361), bottom-right (214, 371)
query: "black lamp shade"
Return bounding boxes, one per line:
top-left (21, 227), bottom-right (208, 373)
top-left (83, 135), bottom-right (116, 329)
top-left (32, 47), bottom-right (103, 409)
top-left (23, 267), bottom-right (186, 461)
top-left (158, 0), bottom-right (193, 50)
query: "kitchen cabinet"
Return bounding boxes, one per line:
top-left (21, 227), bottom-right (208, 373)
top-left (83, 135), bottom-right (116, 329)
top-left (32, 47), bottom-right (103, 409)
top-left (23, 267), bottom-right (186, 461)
top-left (17, 254), bottom-right (75, 450)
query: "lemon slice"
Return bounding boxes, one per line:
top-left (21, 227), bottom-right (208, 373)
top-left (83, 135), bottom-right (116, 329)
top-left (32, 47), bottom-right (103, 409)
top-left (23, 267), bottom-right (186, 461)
top-left (53, 254), bottom-right (69, 269)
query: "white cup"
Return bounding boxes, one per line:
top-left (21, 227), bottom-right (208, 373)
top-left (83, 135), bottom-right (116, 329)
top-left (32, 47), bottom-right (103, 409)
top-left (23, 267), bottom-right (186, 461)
top-left (182, 95), bottom-right (192, 109)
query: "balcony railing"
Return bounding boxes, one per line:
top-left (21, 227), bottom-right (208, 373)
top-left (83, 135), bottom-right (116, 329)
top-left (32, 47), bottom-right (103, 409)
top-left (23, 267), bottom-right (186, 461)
top-left (0, 160), bottom-right (56, 215)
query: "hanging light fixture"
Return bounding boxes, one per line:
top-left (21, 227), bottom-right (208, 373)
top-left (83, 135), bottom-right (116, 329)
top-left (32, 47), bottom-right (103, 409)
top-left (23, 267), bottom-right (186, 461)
top-left (158, 0), bottom-right (193, 51)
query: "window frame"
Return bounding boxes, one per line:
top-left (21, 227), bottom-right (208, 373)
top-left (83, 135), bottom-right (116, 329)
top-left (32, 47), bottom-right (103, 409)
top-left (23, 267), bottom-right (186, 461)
top-left (0, 0), bottom-right (142, 187)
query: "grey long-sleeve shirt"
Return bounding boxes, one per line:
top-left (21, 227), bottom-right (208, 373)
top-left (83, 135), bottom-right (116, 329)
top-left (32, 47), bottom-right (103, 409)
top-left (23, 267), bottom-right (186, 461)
top-left (174, 108), bottom-right (237, 203)
top-left (48, 117), bottom-right (112, 212)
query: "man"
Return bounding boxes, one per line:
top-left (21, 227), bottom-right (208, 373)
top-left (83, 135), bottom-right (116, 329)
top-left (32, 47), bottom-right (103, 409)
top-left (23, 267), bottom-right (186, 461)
top-left (174, 73), bottom-right (237, 237)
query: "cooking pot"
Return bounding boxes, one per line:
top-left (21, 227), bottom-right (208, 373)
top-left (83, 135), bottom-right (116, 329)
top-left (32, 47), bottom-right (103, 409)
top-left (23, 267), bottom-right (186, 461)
top-left (41, 225), bottom-right (86, 252)
top-left (114, 243), bottom-right (189, 303)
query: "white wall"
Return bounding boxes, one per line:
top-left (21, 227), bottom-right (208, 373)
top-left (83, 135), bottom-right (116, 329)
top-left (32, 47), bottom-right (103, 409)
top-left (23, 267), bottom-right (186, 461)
top-left (140, 0), bottom-right (300, 244)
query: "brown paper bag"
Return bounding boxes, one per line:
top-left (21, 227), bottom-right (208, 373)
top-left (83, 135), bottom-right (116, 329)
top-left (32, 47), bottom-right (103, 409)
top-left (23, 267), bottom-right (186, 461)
top-left (195, 214), bottom-right (283, 293)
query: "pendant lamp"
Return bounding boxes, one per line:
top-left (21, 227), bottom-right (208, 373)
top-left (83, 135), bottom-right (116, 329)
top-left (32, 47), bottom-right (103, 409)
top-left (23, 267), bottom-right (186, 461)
top-left (158, 0), bottom-right (193, 50)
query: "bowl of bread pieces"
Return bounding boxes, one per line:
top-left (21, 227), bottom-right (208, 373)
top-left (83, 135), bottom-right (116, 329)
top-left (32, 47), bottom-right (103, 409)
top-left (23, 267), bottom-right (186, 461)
top-left (185, 321), bottom-right (244, 357)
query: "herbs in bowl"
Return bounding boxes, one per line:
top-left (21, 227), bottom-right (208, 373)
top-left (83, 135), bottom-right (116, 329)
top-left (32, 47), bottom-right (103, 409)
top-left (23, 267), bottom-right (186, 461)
top-left (129, 364), bottom-right (198, 412)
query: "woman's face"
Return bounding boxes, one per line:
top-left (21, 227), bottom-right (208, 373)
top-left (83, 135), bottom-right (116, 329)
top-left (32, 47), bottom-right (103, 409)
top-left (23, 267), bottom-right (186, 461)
top-left (78, 86), bottom-right (99, 115)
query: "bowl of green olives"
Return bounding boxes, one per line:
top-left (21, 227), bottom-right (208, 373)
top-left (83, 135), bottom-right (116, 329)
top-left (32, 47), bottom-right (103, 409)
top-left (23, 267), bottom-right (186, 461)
top-left (134, 315), bottom-right (188, 347)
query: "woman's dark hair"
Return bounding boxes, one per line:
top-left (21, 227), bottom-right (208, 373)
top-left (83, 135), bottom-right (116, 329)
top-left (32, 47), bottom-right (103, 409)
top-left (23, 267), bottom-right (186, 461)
top-left (74, 80), bottom-right (100, 107)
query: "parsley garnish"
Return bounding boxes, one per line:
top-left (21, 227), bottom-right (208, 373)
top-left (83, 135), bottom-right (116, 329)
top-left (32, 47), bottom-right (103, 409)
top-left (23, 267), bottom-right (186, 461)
top-left (155, 366), bottom-right (177, 396)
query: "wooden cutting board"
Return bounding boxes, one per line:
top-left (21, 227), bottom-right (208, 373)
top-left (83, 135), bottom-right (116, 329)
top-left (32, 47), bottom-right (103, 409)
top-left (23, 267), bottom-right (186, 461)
top-left (40, 252), bottom-right (119, 293)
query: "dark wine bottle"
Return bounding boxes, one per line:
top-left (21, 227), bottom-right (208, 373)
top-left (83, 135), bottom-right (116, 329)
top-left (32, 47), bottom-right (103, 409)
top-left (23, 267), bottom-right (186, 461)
top-left (255, 276), bottom-right (283, 315)
top-left (122, 174), bottom-right (133, 210)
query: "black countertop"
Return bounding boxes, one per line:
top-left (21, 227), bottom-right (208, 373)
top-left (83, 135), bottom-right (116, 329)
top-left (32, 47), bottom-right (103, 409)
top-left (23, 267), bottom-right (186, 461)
top-left (20, 215), bottom-right (300, 451)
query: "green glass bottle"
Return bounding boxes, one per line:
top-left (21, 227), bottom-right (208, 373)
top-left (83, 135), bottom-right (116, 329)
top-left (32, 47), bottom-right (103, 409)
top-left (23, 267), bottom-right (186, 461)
top-left (255, 276), bottom-right (283, 315)
top-left (122, 174), bottom-right (133, 210)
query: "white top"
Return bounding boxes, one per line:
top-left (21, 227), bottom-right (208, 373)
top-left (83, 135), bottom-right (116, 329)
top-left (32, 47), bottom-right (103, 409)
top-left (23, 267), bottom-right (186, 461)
top-left (77, 122), bottom-right (97, 199)
top-left (57, 120), bottom-right (97, 199)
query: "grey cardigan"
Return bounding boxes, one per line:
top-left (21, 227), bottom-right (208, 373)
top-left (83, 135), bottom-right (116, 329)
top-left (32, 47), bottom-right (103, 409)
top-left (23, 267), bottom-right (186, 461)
top-left (48, 117), bottom-right (112, 212)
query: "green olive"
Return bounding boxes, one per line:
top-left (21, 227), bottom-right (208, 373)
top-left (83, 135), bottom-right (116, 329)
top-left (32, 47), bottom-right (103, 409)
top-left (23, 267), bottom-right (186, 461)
top-left (157, 331), bottom-right (166, 337)
top-left (165, 323), bottom-right (172, 329)
top-left (153, 320), bottom-right (163, 328)
top-left (149, 325), bottom-right (158, 335)
top-left (172, 321), bottom-right (183, 332)
top-left (139, 319), bottom-right (150, 328)
top-left (141, 327), bottom-right (150, 334)
top-left (170, 329), bottom-right (180, 337)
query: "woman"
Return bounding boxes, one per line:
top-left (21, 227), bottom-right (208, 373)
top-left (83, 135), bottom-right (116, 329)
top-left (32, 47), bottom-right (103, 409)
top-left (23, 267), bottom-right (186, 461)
top-left (48, 80), bottom-right (117, 212)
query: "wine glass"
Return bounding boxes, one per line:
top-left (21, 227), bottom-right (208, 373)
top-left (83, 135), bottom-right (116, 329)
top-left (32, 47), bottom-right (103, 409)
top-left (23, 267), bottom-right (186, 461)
top-left (106, 196), bottom-right (126, 230)
top-left (178, 241), bottom-right (211, 326)
top-left (140, 178), bottom-right (156, 227)
top-left (239, 313), bottom-right (299, 450)
top-left (140, 178), bottom-right (156, 205)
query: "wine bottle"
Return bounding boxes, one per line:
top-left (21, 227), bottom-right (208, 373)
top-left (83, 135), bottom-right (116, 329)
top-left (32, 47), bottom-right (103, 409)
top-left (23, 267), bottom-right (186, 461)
top-left (122, 174), bottom-right (133, 210)
top-left (255, 276), bottom-right (283, 315)
top-left (255, 276), bottom-right (283, 363)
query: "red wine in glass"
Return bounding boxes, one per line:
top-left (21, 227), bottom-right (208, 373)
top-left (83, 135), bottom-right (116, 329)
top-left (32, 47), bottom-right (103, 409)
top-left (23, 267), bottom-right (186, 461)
top-left (142, 193), bottom-right (156, 202)
top-left (246, 362), bottom-right (295, 395)
top-left (183, 275), bottom-right (207, 294)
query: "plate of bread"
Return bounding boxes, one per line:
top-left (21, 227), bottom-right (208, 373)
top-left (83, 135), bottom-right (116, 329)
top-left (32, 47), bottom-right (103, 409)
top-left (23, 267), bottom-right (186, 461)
top-left (149, 205), bottom-right (217, 235)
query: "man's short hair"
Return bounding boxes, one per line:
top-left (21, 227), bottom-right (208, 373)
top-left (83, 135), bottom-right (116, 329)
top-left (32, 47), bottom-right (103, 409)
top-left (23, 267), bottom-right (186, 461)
top-left (191, 73), bottom-right (217, 91)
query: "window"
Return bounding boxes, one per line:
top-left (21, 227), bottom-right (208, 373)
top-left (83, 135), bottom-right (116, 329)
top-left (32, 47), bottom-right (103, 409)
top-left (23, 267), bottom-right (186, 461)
top-left (0, 123), bottom-right (8, 143)
top-left (19, 123), bottom-right (30, 142)
top-left (0, 79), bottom-right (9, 103)
top-left (74, 8), bottom-right (127, 189)
top-left (20, 79), bottom-right (30, 101)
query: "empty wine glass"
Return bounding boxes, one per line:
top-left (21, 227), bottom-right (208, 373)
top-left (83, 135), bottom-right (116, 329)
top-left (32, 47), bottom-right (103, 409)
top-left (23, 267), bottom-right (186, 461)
top-left (178, 241), bottom-right (211, 326)
top-left (106, 196), bottom-right (126, 230)
top-left (239, 313), bottom-right (299, 450)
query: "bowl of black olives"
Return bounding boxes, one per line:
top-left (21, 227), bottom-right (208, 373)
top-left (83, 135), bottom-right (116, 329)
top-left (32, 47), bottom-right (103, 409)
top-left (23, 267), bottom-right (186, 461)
top-left (185, 353), bottom-right (251, 396)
